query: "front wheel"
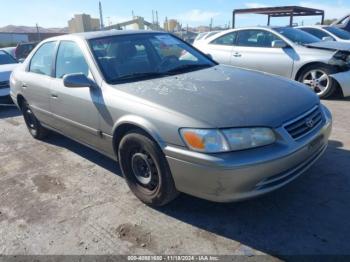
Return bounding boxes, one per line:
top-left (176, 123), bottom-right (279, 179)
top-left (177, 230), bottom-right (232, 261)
top-left (298, 64), bottom-right (338, 99)
top-left (118, 130), bottom-right (179, 206)
top-left (21, 100), bottom-right (49, 139)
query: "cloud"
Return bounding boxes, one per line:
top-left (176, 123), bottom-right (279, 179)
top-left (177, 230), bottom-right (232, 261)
top-left (244, 3), bottom-right (268, 8)
top-left (176, 9), bottom-right (221, 23)
top-left (299, 1), bottom-right (350, 19)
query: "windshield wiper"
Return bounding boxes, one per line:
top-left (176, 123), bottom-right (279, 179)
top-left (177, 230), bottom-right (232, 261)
top-left (110, 72), bottom-right (166, 83)
top-left (164, 64), bottom-right (212, 74)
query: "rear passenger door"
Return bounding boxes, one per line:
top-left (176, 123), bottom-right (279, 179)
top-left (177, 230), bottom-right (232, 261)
top-left (50, 40), bottom-right (101, 149)
top-left (205, 32), bottom-right (237, 65)
top-left (21, 41), bottom-right (57, 125)
top-left (232, 29), bottom-right (294, 78)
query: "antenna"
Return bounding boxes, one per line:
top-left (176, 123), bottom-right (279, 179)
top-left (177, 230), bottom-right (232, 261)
top-left (99, 1), bottom-right (104, 29)
top-left (156, 10), bottom-right (159, 28)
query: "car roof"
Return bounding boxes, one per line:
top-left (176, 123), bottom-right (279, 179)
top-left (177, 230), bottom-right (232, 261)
top-left (297, 25), bottom-right (328, 29)
top-left (45, 30), bottom-right (166, 42)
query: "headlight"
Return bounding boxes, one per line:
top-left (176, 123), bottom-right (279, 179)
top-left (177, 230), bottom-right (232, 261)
top-left (180, 127), bottom-right (276, 153)
top-left (222, 128), bottom-right (276, 151)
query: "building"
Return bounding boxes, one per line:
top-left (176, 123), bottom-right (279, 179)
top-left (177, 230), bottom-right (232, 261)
top-left (68, 14), bottom-right (100, 33)
top-left (164, 19), bottom-right (181, 32)
top-left (104, 16), bottom-right (159, 31)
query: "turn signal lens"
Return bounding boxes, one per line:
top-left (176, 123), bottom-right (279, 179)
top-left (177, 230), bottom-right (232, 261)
top-left (180, 129), bottom-right (229, 153)
top-left (182, 131), bottom-right (205, 149)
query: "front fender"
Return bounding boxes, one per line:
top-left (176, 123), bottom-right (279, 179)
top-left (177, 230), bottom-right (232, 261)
top-left (112, 114), bottom-right (166, 148)
top-left (330, 71), bottom-right (350, 97)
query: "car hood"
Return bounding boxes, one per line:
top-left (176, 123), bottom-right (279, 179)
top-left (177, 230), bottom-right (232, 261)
top-left (305, 41), bottom-right (350, 51)
top-left (0, 63), bottom-right (18, 82)
top-left (115, 65), bottom-right (319, 128)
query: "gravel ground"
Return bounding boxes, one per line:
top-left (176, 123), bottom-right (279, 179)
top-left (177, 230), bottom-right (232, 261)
top-left (0, 98), bottom-right (349, 259)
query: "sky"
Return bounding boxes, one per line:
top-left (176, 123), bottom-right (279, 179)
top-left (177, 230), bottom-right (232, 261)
top-left (1, 0), bottom-right (350, 28)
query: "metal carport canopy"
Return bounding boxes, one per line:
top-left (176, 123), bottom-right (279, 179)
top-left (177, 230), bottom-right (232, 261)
top-left (232, 6), bottom-right (325, 28)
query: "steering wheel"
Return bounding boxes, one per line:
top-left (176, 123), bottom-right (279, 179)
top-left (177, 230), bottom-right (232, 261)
top-left (156, 55), bottom-right (179, 71)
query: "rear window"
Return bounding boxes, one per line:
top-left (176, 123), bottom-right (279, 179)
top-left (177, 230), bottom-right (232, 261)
top-left (29, 42), bottom-right (56, 76)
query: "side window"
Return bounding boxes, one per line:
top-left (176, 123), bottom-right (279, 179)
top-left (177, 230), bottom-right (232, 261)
top-left (211, 32), bottom-right (237, 46)
top-left (29, 42), bottom-right (56, 76)
top-left (237, 30), bottom-right (280, 48)
top-left (55, 41), bottom-right (89, 78)
top-left (301, 28), bottom-right (331, 39)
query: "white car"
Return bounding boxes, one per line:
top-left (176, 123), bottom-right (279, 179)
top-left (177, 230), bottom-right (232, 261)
top-left (0, 50), bottom-right (18, 103)
top-left (194, 26), bottom-right (350, 98)
top-left (297, 25), bottom-right (350, 43)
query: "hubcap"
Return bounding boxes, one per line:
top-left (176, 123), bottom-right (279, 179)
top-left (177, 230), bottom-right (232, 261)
top-left (24, 106), bottom-right (36, 130)
top-left (131, 152), bottom-right (153, 186)
top-left (302, 69), bottom-right (330, 96)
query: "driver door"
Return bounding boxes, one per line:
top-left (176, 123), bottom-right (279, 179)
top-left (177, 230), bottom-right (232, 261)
top-left (49, 40), bottom-right (101, 149)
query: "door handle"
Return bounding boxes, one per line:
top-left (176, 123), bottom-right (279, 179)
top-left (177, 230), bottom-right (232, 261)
top-left (233, 52), bottom-right (242, 57)
top-left (51, 94), bottom-right (58, 99)
top-left (21, 83), bottom-right (28, 88)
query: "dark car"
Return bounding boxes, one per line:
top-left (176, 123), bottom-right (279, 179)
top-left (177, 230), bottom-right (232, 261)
top-left (15, 42), bottom-right (38, 60)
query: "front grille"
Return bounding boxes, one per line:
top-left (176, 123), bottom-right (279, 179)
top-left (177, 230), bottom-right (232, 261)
top-left (0, 81), bottom-right (9, 90)
top-left (284, 106), bottom-right (323, 140)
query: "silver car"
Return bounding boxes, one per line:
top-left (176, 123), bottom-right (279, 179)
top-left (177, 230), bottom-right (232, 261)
top-left (297, 25), bottom-right (350, 43)
top-left (10, 31), bottom-right (332, 206)
top-left (194, 26), bottom-right (350, 99)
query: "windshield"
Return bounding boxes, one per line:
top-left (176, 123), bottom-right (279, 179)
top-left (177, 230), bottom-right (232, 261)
top-left (204, 31), bottom-right (219, 40)
top-left (274, 27), bottom-right (320, 45)
top-left (89, 33), bottom-right (215, 84)
top-left (324, 26), bottom-right (350, 40)
top-left (195, 33), bottom-right (207, 41)
top-left (0, 50), bottom-right (17, 65)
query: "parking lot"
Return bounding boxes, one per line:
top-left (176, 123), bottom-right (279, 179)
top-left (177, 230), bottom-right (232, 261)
top-left (0, 98), bottom-right (349, 258)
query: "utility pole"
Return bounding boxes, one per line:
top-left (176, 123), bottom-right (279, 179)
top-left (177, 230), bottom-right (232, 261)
top-left (156, 11), bottom-right (159, 29)
top-left (99, 1), bottom-right (104, 29)
top-left (36, 23), bottom-right (41, 42)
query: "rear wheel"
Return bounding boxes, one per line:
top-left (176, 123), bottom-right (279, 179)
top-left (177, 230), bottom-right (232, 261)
top-left (298, 64), bottom-right (338, 99)
top-left (118, 130), bottom-right (179, 206)
top-left (21, 100), bottom-right (49, 139)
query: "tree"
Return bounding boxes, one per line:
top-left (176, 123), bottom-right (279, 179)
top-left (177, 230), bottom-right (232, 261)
top-left (316, 19), bottom-right (337, 25)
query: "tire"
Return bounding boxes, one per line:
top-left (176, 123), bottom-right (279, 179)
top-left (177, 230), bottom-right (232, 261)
top-left (21, 99), bottom-right (49, 139)
top-left (297, 64), bottom-right (338, 99)
top-left (118, 130), bottom-right (179, 206)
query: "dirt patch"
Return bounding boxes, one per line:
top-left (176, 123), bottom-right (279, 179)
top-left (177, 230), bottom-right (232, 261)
top-left (5, 118), bottom-right (21, 126)
top-left (116, 223), bottom-right (153, 249)
top-left (32, 175), bottom-right (65, 194)
top-left (0, 210), bottom-right (8, 223)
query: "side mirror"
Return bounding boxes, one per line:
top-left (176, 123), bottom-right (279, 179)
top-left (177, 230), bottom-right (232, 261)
top-left (206, 53), bottom-right (213, 60)
top-left (18, 58), bottom-right (25, 63)
top-left (63, 73), bottom-right (95, 88)
top-left (272, 40), bottom-right (288, 48)
top-left (322, 36), bottom-right (334, 42)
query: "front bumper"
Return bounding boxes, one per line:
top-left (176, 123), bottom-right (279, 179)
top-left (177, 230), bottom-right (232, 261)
top-left (0, 88), bottom-right (12, 104)
top-left (164, 106), bottom-right (332, 202)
